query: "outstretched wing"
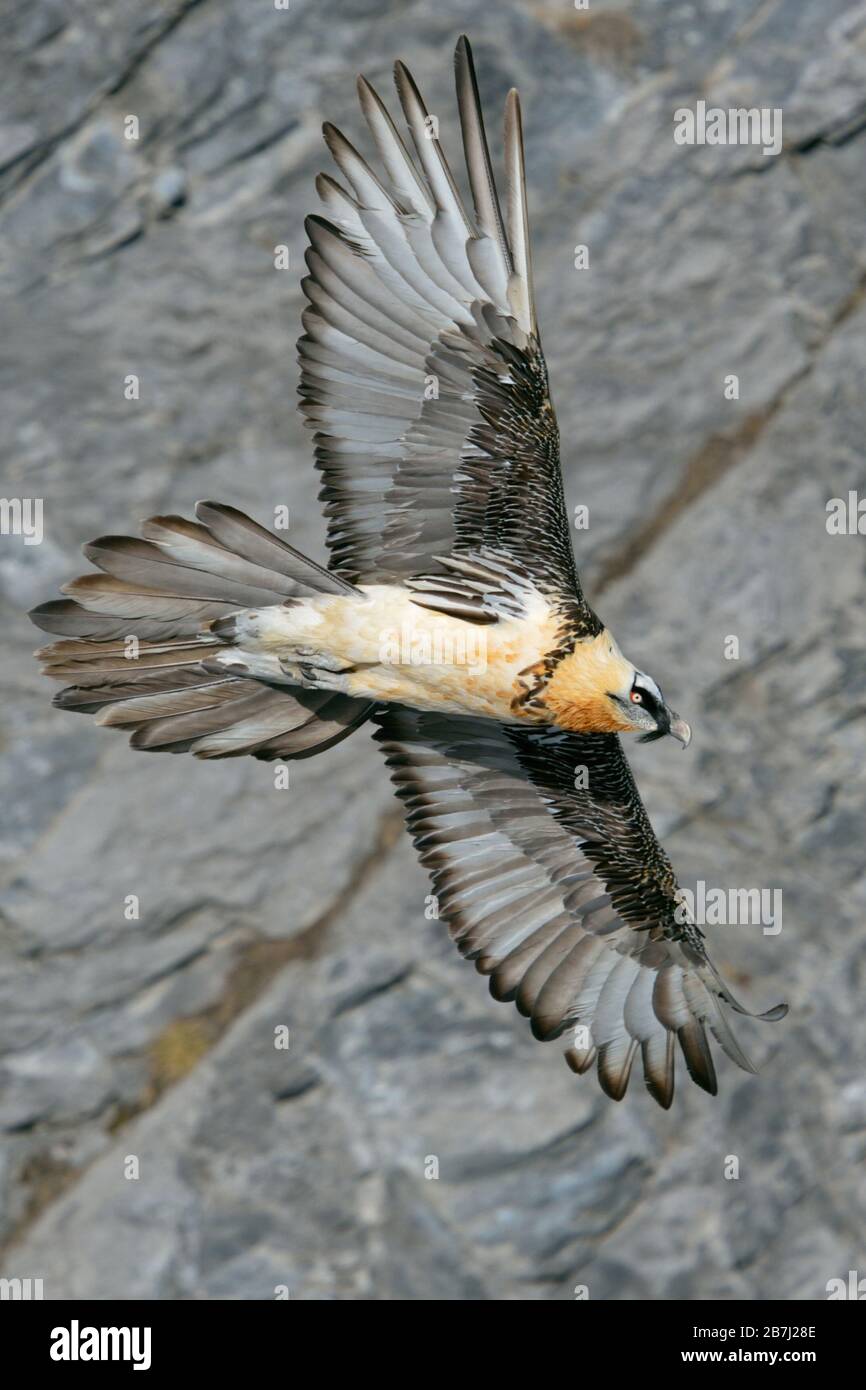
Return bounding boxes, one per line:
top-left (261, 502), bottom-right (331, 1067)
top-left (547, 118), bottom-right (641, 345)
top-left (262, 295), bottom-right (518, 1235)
top-left (299, 35), bottom-right (596, 630)
top-left (375, 710), bottom-right (785, 1106)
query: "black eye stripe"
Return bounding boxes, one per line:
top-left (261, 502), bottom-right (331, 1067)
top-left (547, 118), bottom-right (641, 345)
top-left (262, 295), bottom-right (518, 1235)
top-left (631, 683), bottom-right (662, 714)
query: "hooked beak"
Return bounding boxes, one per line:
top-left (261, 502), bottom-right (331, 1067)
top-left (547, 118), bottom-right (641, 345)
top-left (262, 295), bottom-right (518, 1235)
top-left (638, 708), bottom-right (692, 748)
top-left (668, 713), bottom-right (692, 748)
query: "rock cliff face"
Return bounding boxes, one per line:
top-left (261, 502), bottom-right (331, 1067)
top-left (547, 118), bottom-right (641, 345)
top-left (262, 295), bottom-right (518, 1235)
top-left (1, 0), bottom-right (865, 1299)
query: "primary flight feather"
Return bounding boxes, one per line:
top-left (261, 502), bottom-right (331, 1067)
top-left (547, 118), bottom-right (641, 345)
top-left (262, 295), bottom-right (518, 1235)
top-left (30, 36), bottom-right (785, 1107)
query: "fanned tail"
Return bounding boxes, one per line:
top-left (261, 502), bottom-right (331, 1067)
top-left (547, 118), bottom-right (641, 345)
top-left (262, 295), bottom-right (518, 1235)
top-left (30, 502), bottom-right (372, 761)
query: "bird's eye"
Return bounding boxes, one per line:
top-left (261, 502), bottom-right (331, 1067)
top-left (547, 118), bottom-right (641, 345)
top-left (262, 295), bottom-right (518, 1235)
top-left (630, 690), bottom-right (643, 704)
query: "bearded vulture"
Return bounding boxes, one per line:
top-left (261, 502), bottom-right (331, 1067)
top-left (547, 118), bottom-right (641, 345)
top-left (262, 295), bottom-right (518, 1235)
top-left (30, 36), bottom-right (786, 1107)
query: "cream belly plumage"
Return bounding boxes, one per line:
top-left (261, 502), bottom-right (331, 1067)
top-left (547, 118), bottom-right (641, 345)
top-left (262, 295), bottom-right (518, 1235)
top-left (207, 583), bottom-right (563, 722)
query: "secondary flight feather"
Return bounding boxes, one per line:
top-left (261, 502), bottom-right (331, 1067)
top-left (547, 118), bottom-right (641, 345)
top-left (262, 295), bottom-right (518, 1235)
top-left (30, 36), bottom-right (785, 1107)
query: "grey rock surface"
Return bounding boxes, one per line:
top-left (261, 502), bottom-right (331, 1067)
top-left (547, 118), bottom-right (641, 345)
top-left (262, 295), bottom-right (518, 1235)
top-left (0, 0), bottom-right (864, 1299)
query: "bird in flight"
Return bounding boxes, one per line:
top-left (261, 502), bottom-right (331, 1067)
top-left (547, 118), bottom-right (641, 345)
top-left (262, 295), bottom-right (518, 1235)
top-left (30, 36), bottom-right (785, 1107)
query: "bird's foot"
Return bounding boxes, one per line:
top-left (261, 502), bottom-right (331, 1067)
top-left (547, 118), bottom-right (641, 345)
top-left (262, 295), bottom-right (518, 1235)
top-left (279, 648), bottom-right (354, 691)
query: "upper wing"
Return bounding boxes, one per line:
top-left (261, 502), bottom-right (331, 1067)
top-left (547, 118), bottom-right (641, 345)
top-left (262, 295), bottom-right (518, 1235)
top-left (375, 709), bottom-right (786, 1106)
top-left (299, 35), bottom-right (596, 628)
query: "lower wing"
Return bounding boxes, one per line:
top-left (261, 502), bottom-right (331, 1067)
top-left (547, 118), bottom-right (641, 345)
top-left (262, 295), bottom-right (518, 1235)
top-left (375, 709), bottom-right (786, 1106)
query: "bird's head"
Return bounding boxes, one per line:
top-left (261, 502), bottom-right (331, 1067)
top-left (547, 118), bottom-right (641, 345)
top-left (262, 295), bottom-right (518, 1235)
top-left (608, 667), bottom-right (692, 747)
top-left (540, 631), bottom-right (691, 746)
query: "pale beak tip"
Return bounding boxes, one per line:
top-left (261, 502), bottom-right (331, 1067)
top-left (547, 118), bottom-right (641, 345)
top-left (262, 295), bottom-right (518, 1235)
top-left (669, 716), bottom-right (692, 749)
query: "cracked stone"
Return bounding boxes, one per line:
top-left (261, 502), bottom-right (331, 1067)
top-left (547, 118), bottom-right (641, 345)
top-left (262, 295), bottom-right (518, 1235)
top-left (1, 0), bottom-right (864, 1299)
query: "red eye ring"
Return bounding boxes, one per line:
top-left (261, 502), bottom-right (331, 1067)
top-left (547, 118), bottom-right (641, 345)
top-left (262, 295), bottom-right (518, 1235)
top-left (630, 690), bottom-right (643, 703)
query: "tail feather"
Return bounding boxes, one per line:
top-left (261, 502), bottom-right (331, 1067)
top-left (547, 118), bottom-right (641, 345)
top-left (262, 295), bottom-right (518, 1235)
top-left (30, 600), bottom-right (202, 642)
top-left (62, 574), bottom-right (236, 623)
top-left (194, 501), bottom-right (357, 595)
top-left (30, 503), bottom-right (372, 761)
top-left (37, 639), bottom-right (218, 684)
top-left (83, 531), bottom-right (289, 607)
top-left (97, 677), bottom-right (244, 726)
top-left (250, 694), bottom-right (370, 761)
top-left (52, 667), bottom-right (230, 713)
